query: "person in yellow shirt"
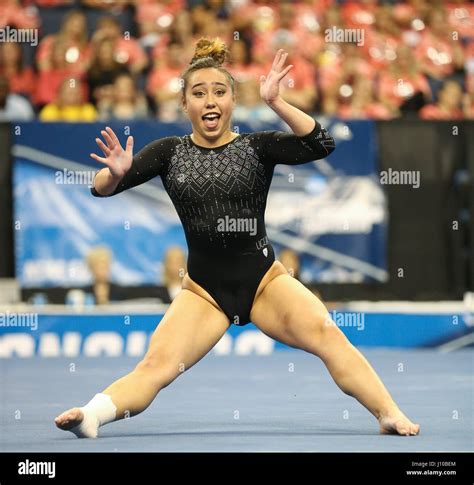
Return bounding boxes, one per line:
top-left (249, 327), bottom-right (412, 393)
top-left (39, 77), bottom-right (97, 122)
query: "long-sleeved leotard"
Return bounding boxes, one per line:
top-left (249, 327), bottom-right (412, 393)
top-left (91, 120), bottom-right (336, 325)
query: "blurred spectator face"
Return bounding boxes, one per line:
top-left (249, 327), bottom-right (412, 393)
top-left (439, 81), bottom-right (462, 109)
top-left (95, 84), bottom-right (114, 104)
top-left (89, 256), bottom-right (110, 282)
top-left (183, 67), bottom-right (235, 140)
top-left (236, 80), bottom-right (260, 107)
top-left (114, 74), bottom-right (136, 103)
top-left (97, 39), bottom-right (115, 67)
top-left (202, 16), bottom-right (231, 38)
top-left (229, 40), bottom-right (248, 64)
top-left (192, 8), bottom-right (214, 34)
top-left (375, 6), bottom-right (396, 33)
top-left (1, 42), bottom-right (21, 66)
top-left (63, 11), bottom-right (87, 38)
top-left (166, 43), bottom-right (184, 68)
top-left (58, 79), bottom-right (83, 106)
top-left (173, 11), bottom-right (192, 38)
top-left (428, 9), bottom-right (447, 36)
top-left (394, 44), bottom-right (415, 70)
top-left (97, 18), bottom-right (121, 40)
top-left (322, 95), bottom-right (338, 115)
top-left (164, 246), bottom-right (186, 281)
top-left (86, 247), bottom-right (111, 283)
top-left (322, 6), bottom-right (342, 29)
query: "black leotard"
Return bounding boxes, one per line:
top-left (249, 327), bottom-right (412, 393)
top-left (91, 120), bottom-right (336, 325)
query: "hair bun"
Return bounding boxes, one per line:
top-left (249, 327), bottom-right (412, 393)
top-left (190, 37), bottom-right (229, 66)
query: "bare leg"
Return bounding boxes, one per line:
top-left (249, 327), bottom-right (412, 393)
top-left (55, 289), bottom-right (229, 433)
top-left (250, 274), bottom-right (420, 436)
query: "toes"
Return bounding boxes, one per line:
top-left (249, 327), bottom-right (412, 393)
top-left (379, 417), bottom-right (419, 436)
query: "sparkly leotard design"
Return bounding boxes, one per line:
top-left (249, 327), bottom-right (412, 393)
top-left (92, 120), bottom-right (336, 325)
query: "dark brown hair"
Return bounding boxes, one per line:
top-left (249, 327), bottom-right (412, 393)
top-left (181, 37), bottom-right (235, 97)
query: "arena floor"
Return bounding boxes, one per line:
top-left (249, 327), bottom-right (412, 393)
top-left (1, 349), bottom-right (472, 452)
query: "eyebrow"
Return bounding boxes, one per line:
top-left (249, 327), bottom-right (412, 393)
top-left (191, 82), bottom-right (227, 89)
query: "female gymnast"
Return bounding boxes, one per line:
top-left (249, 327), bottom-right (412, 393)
top-left (55, 38), bottom-right (420, 438)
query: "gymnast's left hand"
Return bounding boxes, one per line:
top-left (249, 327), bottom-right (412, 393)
top-left (260, 49), bottom-right (293, 105)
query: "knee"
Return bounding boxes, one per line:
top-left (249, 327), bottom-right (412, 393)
top-left (134, 350), bottom-right (184, 389)
top-left (303, 312), bottom-right (349, 356)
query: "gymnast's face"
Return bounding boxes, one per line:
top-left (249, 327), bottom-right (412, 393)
top-left (183, 68), bottom-right (236, 144)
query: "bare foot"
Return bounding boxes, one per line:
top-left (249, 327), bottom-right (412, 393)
top-left (54, 408), bottom-right (84, 431)
top-left (379, 411), bottom-right (420, 436)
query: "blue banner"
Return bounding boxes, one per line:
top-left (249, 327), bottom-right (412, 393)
top-left (0, 308), bottom-right (471, 358)
top-left (12, 119), bottom-right (387, 288)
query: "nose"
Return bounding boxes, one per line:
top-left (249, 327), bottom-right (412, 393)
top-left (205, 93), bottom-right (217, 107)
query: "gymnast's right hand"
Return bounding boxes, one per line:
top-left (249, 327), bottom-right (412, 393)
top-left (90, 126), bottom-right (134, 180)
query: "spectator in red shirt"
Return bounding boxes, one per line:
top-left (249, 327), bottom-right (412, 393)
top-left (363, 5), bottom-right (401, 69)
top-left (87, 37), bottom-right (129, 106)
top-left (36, 10), bottom-right (91, 75)
top-left (170, 10), bottom-right (194, 49)
top-left (0, 42), bottom-right (36, 100)
top-left (151, 10), bottom-right (195, 62)
top-left (378, 44), bottom-right (432, 112)
top-left (419, 79), bottom-right (464, 119)
top-left (316, 42), bottom-right (343, 102)
top-left (195, 10), bottom-right (233, 45)
top-left (252, 1), bottom-right (324, 65)
top-left (447, 1), bottom-right (474, 41)
top-left (229, 0), bottom-right (278, 38)
top-left (228, 39), bottom-right (261, 84)
top-left (0, 0), bottom-right (40, 29)
top-left (135, 0), bottom-right (183, 50)
top-left (415, 8), bottom-right (465, 81)
top-left (338, 76), bottom-right (395, 120)
top-left (316, 6), bottom-right (348, 99)
top-left (341, 0), bottom-right (377, 30)
top-left (147, 41), bottom-right (186, 121)
top-left (34, 36), bottom-right (88, 107)
top-left (90, 16), bottom-right (148, 77)
top-left (340, 42), bottom-right (377, 86)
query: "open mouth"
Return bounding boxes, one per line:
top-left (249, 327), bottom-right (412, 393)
top-left (202, 112), bottom-right (221, 130)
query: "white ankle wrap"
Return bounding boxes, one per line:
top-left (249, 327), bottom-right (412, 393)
top-left (70, 393), bottom-right (117, 439)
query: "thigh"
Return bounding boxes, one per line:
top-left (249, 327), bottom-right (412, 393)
top-left (144, 288), bottom-right (230, 373)
top-left (250, 274), bottom-right (333, 354)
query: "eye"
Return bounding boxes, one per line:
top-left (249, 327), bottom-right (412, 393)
top-left (193, 91), bottom-right (204, 97)
top-left (216, 90), bottom-right (226, 95)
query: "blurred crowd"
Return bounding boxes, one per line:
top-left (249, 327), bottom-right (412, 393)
top-left (0, 0), bottom-right (473, 122)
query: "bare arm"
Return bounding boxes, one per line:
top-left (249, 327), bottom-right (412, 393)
top-left (259, 49), bottom-right (317, 136)
top-left (93, 167), bottom-right (122, 196)
top-left (266, 96), bottom-right (316, 136)
top-left (258, 49), bottom-right (335, 164)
